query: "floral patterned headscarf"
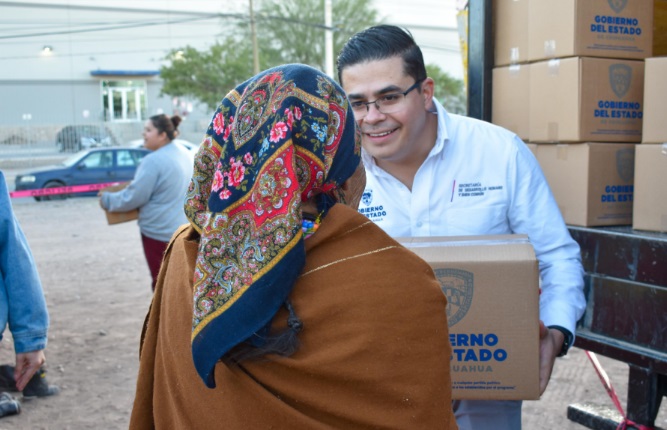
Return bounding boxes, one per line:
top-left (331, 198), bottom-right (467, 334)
top-left (184, 64), bottom-right (361, 387)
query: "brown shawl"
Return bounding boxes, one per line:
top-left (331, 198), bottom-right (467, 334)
top-left (130, 204), bottom-right (457, 429)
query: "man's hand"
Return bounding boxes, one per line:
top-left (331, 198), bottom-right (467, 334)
top-left (14, 350), bottom-right (46, 391)
top-left (539, 320), bottom-right (565, 395)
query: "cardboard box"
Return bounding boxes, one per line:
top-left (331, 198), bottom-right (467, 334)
top-left (536, 143), bottom-right (636, 227)
top-left (492, 64), bottom-right (530, 140)
top-left (641, 57), bottom-right (667, 143)
top-left (100, 182), bottom-right (139, 225)
top-left (493, 0), bottom-right (530, 66)
top-left (529, 57), bottom-right (644, 143)
top-left (654, 0), bottom-right (667, 56)
top-left (528, 0), bottom-right (653, 62)
top-left (398, 235), bottom-right (539, 400)
top-left (632, 144), bottom-right (667, 232)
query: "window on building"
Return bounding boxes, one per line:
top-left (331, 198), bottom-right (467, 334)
top-left (102, 80), bottom-right (147, 122)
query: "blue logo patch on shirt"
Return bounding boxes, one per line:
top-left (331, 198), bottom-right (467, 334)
top-left (361, 188), bottom-right (373, 206)
top-left (358, 188), bottom-right (386, 221)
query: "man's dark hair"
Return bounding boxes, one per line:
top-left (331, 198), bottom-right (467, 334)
top-left (336, 24), bottom-right (427, 85)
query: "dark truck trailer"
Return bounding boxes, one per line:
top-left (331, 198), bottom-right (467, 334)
top-left (466, 2), bottom-right (666, 428)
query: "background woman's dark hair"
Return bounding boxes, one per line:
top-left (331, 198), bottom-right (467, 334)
top-left (149, 114), bottom-right (181, 141)
top-left (336, 24), bottom-right (427, 86)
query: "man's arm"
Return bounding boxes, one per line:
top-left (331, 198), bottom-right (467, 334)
top-left (506, 138), bottom-right (586, 390)
top-left (539, 322), bottom-right (566, 394)
top-left (0, 172), bottom-right (50, 359)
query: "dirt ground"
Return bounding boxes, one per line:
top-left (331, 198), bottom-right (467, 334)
top-left (1, 191), bottom-right (666, 429)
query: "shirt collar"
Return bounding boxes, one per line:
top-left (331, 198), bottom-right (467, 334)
top-left (431, 97), bottom-right (450, 158)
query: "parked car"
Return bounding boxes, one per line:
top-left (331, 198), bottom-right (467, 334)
top-left (129, 138), bottom-right (200, 154)
top-left (56, 125), bottom-right (114, 152)
top-left (15, 147), bottom-right (149, 201)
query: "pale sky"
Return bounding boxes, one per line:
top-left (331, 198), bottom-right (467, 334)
top-left (0, 0), bottom-right (465, 79)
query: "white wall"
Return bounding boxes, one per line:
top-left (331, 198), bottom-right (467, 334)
top-left (0, 0), bottom-right (464, 129)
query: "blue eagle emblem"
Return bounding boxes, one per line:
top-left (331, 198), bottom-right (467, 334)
top-left (607, 0), bottom-right (628, 14)
top-left (616, 148), bottom-right (635, 183)
top-left (609, 64), bottom-right (632, 99)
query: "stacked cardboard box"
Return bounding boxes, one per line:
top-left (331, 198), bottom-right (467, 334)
top-left (528, 57), bottom-right (644, 143)
top-left (491, 0), bottom-right (658, 227)
top-left (633, 57), bottom-right (667, 233)
top-left (492, 0), bottom-right (531, 140)
top-left (641, 57), bottom-right (667, 144)
top-left (654, 0), bottom-right (667, 56)
top-left (536, 143), bottom-right (636, 227)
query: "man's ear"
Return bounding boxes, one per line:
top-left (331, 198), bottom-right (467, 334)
top-left (422, 77), bottom-right (436, 109)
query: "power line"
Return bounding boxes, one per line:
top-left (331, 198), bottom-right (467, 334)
top-left (0, 30), bottom-right (222, 46)
top-left (0, 15), bottom-right (222, 40)
top-left (0, 1), bottom-right (227, 16)
top-left (0, 2), bottom-right (458, 41)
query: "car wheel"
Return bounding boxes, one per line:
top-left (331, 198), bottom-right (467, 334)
top-left (41, 181), bottom-right (68, 201)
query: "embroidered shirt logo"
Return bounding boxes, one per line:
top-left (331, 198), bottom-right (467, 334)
top-left (456, 182), bottom-right (503, 199)
top-left (434, 268), bottom-right (474, 327)
top-left (361, 188), bottom-right (373, 206)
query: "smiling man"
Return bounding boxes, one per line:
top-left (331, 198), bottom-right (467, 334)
top-left (337, 25), bottom-right (586, 430)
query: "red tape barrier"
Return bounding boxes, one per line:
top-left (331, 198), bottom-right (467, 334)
top-left (9, 182), bottom-right (122, 199)
top-left (585, 351), bottom-right (655, 430)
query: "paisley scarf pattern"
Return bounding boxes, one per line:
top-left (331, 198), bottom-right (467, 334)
top-left (184, 64), bottom-right (361, 387)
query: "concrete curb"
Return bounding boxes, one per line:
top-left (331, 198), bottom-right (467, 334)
top-left (0, 156), bottom-right (67, 170)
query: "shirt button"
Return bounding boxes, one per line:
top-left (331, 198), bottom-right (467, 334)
top-left (416, 221), bottom-right (423, 228)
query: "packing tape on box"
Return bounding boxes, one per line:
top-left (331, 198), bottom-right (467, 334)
top-left (509, 47), bottom-right (520, 64)
top-left (547, 59), bottom-right (560, 75)
top-left (548, 123), bottom-right (560, 142)
top-left (401, 237), bottom-right (531, 248)
top-left (662, 143), bottom-right (667, 155)
top-left (509, 64), bottom-right (522, 76)
top-left (556, 144), bottom-right (569, 160)
top-left (544, 40), bottom-right (556, 58)
top-left (9, 181), bottom-right (122, 199)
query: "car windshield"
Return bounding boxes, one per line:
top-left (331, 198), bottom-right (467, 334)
top-left (61, 150), bottom-right (92, 167)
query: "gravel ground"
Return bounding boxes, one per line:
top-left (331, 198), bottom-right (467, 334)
top-left (1, 172), bottom-right (665, 429)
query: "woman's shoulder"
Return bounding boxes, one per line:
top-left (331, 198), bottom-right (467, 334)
top-left (319, 204), bottom-right (428, 262)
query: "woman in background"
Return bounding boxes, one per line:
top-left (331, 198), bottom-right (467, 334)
top-left (99, 114), bottom-right (193, 291)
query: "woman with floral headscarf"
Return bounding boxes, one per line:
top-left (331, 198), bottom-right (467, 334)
top-left (129, 64), bottom-right (457, 430)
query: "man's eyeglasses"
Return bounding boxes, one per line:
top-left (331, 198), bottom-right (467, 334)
top-left (350, 79), bottom-right (424, 118)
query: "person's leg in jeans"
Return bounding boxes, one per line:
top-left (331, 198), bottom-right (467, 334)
top-left (453, 399), bottom-right (522, 430)
top-left (141, 234), bottom-right (169, 291)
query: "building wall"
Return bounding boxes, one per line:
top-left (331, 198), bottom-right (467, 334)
top-left (0, 1), bottom-right (461, 150)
